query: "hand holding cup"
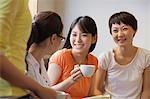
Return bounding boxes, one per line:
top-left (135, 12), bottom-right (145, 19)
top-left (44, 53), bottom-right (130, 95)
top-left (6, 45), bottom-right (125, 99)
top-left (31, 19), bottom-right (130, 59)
top-left (70, 65), bottom-right (83, 82)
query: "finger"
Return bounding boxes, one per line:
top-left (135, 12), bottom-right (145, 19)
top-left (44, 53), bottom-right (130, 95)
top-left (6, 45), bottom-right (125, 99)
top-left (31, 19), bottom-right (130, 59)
top-left (70, 67), bottom-right (80, 74)
top-left (72, 70), bottom-right (83, 79)
top-left (74, 64), bottom-right (80, 68)
top-left (73, 73), bottom-right (83, 82)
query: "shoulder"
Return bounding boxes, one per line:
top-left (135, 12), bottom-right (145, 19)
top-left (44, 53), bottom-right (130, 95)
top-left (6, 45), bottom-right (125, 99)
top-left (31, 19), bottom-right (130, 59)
top-left (88, 53), bottom-right (98, 64)
top-left (49, 48), bottom-right (72, 63)
top-left (137, 48), bottom-right (150, 68)
top-left (137, 48), bottom-right (150, 60)
top-left (98, 49), bottom-right (113, 70)
top-left (98, 49), bottom-right (112, 61)
top-left (51, 48), bottom-right (71, 58)
top-left (139, 48), bottom-right (150, 55)
top-left (88, 53), bottom-right (98, 60)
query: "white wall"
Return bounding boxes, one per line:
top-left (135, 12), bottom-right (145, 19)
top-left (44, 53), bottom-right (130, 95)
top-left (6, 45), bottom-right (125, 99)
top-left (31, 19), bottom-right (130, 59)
top-left (29, 0), bottom-right (65, 21)
top-left (29, 0), bottom-right (150, 57)
top-left (29, 0), bottom-right (38, 18)
top-left (37, 0), bottom-right (55, 12)
top-left (63, 0), bottom-right (150, 56)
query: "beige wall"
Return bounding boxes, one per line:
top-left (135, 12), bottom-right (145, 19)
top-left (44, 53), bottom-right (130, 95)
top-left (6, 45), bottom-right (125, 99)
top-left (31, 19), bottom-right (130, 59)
top-left (29, 0), bottom-right (65, 20)
top-left (29, 0), bottom-right (150, 56)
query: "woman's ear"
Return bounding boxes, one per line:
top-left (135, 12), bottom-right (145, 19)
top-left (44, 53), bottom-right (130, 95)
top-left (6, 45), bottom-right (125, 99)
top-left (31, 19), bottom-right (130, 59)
top-left (50, 34), bottom-right (57, 44)
top-left (92, 34), bottom-right (97, 44)
top-left (133, 31), bottom-right (136, 37)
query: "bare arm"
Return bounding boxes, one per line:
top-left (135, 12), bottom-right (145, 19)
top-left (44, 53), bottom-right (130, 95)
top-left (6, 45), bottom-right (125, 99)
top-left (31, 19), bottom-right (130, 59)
top-left (0, 55), bottom-right (57, 99)
top-left (48, 63), bottom-right (83, 91)
top-left (90, 66), bottom-right (107, 96)
top-left (88, 72), bottom-right (97, 96)
top-left (141, 66), bottom-right (150, 99)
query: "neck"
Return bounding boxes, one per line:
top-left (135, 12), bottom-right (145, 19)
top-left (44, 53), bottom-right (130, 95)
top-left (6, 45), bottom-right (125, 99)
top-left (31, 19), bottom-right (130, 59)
top-left (115, 45), bottom-right (137, 57)
top-left (28, 44), bottom-right (46, 63)
top-left (71, 50), bottom-right (88, 64)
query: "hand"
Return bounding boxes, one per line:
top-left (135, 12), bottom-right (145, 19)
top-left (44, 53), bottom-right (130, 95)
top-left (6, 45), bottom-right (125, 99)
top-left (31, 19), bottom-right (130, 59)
top-left (35, 87), bottom-right (57, 99)
top-left (70, 65), bottom-right (83, 82)
top-left (29, 91), bottom-right (39, 99)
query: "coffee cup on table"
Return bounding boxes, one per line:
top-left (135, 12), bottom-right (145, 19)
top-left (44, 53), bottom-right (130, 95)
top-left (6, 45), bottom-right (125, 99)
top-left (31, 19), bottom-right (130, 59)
top-left (79, 64), bottom-right (96, 77)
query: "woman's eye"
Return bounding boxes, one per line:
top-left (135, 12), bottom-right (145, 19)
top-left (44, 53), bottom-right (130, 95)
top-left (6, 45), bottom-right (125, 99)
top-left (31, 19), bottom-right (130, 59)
top-left (81, 34), bottom-right (88, 37)
top-left (71, 33), bottom-right (77, 37)
top-left (112, 29), bottom-right (118, 33)
top-left (123, 28), bottom-right (128, 31)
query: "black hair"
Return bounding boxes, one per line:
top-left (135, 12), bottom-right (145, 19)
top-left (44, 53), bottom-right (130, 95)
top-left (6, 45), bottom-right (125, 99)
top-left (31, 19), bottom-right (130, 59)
top-left (27, 11), bottom-right (63, 50)
top-left (109, 11), bottom-right (137, 34)
top-left (63, 16), bottom-right (97, 52)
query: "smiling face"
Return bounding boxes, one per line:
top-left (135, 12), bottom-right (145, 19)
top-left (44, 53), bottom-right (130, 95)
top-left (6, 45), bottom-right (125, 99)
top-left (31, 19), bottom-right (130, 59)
top-left (70, 24), bottom-right (96, 54)
top-left (111, 23), bottom-right (136, 47)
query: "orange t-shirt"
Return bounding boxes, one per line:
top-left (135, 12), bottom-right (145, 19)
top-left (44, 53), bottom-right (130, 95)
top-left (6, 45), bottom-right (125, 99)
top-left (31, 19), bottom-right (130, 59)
top-left (49, 49), bottom-right (98, 99)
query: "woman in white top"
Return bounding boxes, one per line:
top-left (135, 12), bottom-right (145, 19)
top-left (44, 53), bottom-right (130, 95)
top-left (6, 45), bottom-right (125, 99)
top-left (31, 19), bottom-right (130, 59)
top-left (26, 11), bottom-right (65, 88)
top-left (92, 11), bottom-right (150, 99)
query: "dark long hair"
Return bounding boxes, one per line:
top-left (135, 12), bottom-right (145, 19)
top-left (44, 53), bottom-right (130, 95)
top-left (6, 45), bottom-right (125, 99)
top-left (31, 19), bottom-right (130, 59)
top-left (25, 11), bottom-right (63, 71)
top-left (109, 11), bottom-right (137, 34)
top-left (63, 16), bottom-right (97, 52)
top-left (27, 11), bottom-right (63, 50)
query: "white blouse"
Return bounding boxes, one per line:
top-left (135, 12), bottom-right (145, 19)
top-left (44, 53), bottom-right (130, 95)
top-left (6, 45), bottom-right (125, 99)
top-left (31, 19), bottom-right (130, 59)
top-left (98, 48), bottom-right (150, 99)
top-left (26, 52), bottom-right (50, 88)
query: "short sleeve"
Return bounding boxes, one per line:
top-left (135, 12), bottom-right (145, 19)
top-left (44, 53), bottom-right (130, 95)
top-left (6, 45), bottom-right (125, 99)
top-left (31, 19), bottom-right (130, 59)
top-left (88, 53), bottom-right (99, 71)
top-left (98, 51), bottom-right (112, 70)
top-left (49, 50), bottom-right (66, 69)
top-left (143, 49), bottom-right (150, 68)
top-left (0, 0), bottom-right (17, 54)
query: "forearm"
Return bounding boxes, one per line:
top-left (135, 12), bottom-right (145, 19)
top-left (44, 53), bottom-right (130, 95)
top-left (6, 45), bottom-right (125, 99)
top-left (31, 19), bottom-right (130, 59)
top-left (90, 83), bottom-right (104, 96)
top-left (141, 91), bottom-right (150, 99)
top-left (0, 55), bottom-right (42, 93)
top-left (90, 67), bottom-right (106, 96)
top-left (51, 76), bottom-right (75, 91)
top-left (91, 82), bottom-right (103, 96)
top-left (93, 89), bottom-right (103, 95)
top-left (141, 66), bottom-right (150, 99)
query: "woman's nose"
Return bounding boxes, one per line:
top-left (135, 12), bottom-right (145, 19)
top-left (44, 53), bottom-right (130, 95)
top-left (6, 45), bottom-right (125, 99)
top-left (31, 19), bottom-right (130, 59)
top-left (118, 31), bottom-right (124, 37)
top-left (75, 35), bottom-right (82, 42)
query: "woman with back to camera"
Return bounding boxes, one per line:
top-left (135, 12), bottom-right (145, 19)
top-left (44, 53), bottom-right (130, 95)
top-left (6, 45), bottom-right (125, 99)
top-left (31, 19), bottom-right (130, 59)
top-left (26, 11), bottom-right (65, 88)
top-left (92, 11), bottom-right (150, 99)
top-left (47, 16), bottom-right (99, 99)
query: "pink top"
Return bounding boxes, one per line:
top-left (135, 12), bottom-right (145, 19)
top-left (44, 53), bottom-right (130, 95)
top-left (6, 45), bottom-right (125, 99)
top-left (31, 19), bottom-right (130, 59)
top-left (99, 48), bottom-right (150, 99)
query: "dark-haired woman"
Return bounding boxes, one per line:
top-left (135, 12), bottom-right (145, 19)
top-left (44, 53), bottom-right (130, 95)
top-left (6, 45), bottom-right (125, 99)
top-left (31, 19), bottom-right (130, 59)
top-left (26, 11), bottom-right (64, 89)
top-left (92, 11), bottom-right (150, 99)
top-left (48, 16), bottom-right (99, 99)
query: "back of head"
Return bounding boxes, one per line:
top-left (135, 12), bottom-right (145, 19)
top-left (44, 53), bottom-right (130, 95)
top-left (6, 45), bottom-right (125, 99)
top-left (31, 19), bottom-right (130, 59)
top-left (27, 11), bottom-right (63, 50)
top-left (63, 16), bottom-right (97, 52)
top-left (109, 11), bottom-right (137, 34)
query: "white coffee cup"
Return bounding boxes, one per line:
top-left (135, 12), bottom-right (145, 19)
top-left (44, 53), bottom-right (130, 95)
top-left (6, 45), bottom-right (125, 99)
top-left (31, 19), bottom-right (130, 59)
top-left (79, 65), bottom-right (96, 77)
top-left (56, 91), bottom-right (67, 99)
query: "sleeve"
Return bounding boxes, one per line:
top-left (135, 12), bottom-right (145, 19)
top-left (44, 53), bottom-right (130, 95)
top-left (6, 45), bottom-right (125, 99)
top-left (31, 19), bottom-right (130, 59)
top-left (88, 54), bottom-right (99, 72)
top-left (0, 0), bottom-right (18, 54)
top-left (49, 50), bottom-right (66, 69)
top-left (98, 52), bottom-right (111, 70)
top-left (145, 50), bottom-right (150, 68)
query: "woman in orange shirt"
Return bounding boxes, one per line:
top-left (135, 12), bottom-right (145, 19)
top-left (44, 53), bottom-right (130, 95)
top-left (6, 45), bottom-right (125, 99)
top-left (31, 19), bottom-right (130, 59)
top-left (48, 16), bottom-right (99, 99)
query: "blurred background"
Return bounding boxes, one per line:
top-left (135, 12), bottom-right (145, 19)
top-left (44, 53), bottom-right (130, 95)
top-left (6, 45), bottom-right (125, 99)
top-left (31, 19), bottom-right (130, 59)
top-left (29, 0), bottom-right (150, 57)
